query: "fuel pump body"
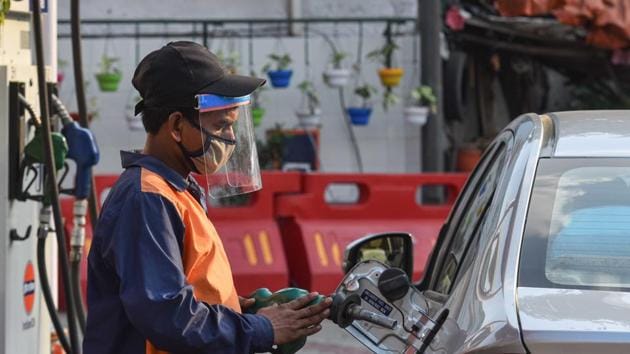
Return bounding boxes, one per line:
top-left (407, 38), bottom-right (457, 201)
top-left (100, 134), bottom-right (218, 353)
top-left (0, 2), bottom-right (55, 353)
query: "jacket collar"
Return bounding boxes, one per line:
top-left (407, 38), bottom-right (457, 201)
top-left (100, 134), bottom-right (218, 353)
top-left (120, 150), bottom-right (189, 192)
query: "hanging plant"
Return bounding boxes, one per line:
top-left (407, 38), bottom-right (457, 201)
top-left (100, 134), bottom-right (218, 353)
top-left (323, 50), bottom-right (352, 88)
top-left (263, 53), bottom-right (293, 88)
top-left (404, 86), bottom-right (437, 126)
top-left (296, 80), bottom-right (321, 128)
top-left (367, 42), bottom-right (404, 88)
top-left (0, 0), bottom-right (10, 26)
top-left (95, 54), bottom-right (122, 92)
top-left (216, 49), bottom-right (241, 74)
top-left (57, 58), bottom-right (68, 87)
top-left (251, 84), bottom-right (268, 127)
top-left (125, 93), bottom-right (144, 131)
top-left (346, 84), bottom-right (377, 126)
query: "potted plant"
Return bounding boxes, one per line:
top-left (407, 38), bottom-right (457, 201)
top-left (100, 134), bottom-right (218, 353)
top-left (404, 85), bottom-right (437, 126)
top-left (346, 84), bottom-right (377, 126)
top-left (251, 85), bottom-right (267, 127)
top-left (367, 42), bottom-right (404, 88)
top-left (263, 53), bottom-right (293, 88)
top-left (296, 80), bottom-right (321, 127)
top-left (216, 49), bottom-right (240, 74)
top-left (125, 93), bottom-right (144, 131)
top-left (95, 54), bottom-right (122, 92)
top-left (57, 59), bottom-right (68, 87)
top-left (322, 50), bottom-right (351, 88)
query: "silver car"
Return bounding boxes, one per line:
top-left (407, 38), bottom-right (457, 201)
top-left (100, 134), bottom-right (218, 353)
top-left (419, 111), bottom-right (630, 353)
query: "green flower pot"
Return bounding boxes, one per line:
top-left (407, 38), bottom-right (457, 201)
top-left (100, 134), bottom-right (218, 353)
top-left (95, 72), bottom-right (122, 92)
top-left (252, 107), bottom-right (265, 127)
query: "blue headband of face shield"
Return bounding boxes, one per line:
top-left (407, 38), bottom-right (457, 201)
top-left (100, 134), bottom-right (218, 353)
top-left (195, 94), bottom-right (251, 113)
top-left (182, 94), bottom-right (248, 158)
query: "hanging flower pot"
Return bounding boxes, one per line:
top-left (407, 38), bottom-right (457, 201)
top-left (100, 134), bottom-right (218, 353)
top-left (347, 84), bottom-right (377, 126)
top-left (378, 67), bottom-right (404, 87)
top-left (267, 70), bottom-right (293, 88)
top-left (125, 94), bottom-right (144, 131)
top-left (296, 80), bottom-right (321, 128)
top-left (323, 50), bottom-right (351, 88)
top-left (323, 68), bottom-right (351, 88)
top-left (96, 72), bottom-right (122, 92)
top-left (404, 106), bottom-right (429, 126)
top-left (57, 72), bottom-right (65, 86)
top-left (95, 55), bottom-right (122, 92)
top-left (252, 107), bottom-right (265, 127)
top-left (296, 107), bottom-right (321, 127)
top-left (404, 86), bottom-right (436, 125)
top-left (347, 107), bottom-right (372, 126)
top-left (263, 53), bottom-right (293, 88)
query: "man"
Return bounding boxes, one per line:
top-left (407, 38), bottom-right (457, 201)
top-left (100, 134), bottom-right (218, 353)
top-left (83, 41), bottom-right (331, 354)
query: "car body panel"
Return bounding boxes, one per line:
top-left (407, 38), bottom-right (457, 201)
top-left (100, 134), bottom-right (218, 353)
top-left (427, 114), bottom-right (544, 353)
top-left (518, 287), bottom-right (630, 353)
top-left (550, 110), bottom-right (630, 157)
top-left (423, 111), bottom-right (630, 353)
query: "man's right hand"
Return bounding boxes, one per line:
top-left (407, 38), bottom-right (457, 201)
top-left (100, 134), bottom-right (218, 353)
top-left (257, 292), bottom-right (332, 345)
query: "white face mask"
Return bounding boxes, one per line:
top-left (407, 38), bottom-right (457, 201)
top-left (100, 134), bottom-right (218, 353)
top-left (190, 139), bottom-right (235, 174)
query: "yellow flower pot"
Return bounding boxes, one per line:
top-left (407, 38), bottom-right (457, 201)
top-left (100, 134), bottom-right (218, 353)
top-left (378, 67), bottom-right (404, 87)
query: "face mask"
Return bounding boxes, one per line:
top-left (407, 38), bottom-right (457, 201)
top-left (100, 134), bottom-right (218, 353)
top-left (190, 139), bottom-right (235, 174)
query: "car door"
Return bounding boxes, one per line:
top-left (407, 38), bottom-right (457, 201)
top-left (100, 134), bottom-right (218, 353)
top-left (420, 131), bottom-right (513, 353)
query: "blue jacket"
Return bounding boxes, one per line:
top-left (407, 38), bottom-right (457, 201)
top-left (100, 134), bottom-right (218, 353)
top-left (83, 151), bottom-right (274, 354)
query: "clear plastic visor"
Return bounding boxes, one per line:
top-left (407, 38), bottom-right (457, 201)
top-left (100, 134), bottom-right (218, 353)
top-left (194, 94), bottom-right (262, 199)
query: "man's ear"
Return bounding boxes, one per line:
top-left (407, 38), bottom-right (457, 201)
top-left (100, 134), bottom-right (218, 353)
top-left (167, 111), bottom-right (185, 143)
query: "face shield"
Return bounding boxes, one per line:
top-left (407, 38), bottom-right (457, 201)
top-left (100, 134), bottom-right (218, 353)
top-left (191, 94), bottom-right (261, 199)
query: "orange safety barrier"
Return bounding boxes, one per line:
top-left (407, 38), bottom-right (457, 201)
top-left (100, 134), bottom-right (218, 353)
top-left (276, 173), bottom-right (468, 294)
top-left (60, 172), bottom-right (301, 309)
top-left (200, 171), bottom-right (301, 294)
top-left (58, 175), bottom-right (119, 311)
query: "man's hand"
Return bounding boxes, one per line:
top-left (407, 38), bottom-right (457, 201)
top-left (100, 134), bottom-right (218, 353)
top-left (258, 292), bottom-right (332, 345)
top-left (239, 296), bottom-right (256, 311)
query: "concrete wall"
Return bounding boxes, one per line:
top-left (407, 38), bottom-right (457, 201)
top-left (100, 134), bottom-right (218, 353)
top-left (56, 0), bottom-right (423, 175)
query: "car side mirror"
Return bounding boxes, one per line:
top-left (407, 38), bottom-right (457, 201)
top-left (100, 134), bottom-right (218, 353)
top-left (343, 232), bottom-right (414, 278)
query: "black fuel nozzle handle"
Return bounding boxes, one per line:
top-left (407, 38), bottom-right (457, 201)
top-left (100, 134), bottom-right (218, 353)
top-left (347, 304), bottom-right (397, 329)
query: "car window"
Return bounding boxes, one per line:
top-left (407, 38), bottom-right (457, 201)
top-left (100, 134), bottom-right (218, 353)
top-left (433, 144), bottom-right (507, 294)
top-left (520, 158), bottom-right (630, 291)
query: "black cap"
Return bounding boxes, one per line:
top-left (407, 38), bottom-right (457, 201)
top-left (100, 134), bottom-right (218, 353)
top-left (132, 41), bottom-right (265, 115)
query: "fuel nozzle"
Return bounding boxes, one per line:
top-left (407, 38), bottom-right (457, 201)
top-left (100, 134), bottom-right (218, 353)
top-left (245, 288), bottom-right (325, 354)
top-left (329, 293), bottom-right (397, 329)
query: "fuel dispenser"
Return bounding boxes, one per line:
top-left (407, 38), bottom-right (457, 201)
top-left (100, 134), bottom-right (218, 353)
top-left (0, 1), bottom-right (56, 353)
top-left (2, 1), bottom-right (97, 353)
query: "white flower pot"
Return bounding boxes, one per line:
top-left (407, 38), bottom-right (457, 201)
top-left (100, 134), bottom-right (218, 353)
top-left (323, 68), bottom-right (351, 88)
top-left (296, 108), bottom-right (322, 128)
top-left (404, 106), bottom-right (430, 126)
top-left (126, 105), bottom-right (145, 131)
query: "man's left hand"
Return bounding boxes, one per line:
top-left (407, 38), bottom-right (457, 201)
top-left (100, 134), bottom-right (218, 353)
top-left (239, 296), bottom-right (256, 311)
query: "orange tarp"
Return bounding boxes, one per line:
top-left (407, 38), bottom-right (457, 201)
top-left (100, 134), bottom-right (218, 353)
top-left (495, 0), bottom-right (630, 49)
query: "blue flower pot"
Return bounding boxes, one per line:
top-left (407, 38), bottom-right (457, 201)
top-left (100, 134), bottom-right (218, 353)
top-left (347, 107), bottom-right (372, 125)
top-left (267, 70), bottom-right (293, 88)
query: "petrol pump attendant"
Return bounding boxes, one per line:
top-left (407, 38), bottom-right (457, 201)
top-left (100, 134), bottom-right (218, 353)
top-left (83, 41), bottom-right (332, 354)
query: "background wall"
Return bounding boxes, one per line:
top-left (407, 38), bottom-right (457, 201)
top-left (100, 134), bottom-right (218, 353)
top-left (56, 0), bottom-right (424, 175)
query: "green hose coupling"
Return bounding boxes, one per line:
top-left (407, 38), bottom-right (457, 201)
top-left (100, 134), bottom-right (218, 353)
top-left (245, 288), bottom-right (325, 354)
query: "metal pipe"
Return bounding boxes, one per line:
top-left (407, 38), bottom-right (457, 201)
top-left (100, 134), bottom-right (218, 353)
top-left (32, 0), bottom-right (81, 351)
top-left (58, 16), bottom-right (415, 25)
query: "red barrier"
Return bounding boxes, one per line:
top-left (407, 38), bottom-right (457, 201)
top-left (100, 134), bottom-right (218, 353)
top-left (201, 171), bottom-right (301, 294)
top-left (276, 173), bottom-right (468, 294)
top-left (58, 175), bottom-right (119, 310)
top-left (61, 172), bottom-right (300, 309)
